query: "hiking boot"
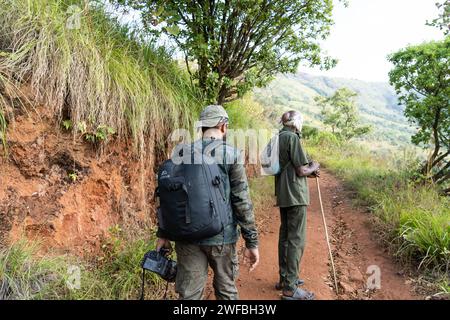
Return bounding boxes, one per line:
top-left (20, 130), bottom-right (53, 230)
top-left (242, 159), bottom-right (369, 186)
top-left (275, 279), bottom-right (305, 290)
top-left (281, 288), bottom-right (315, 300)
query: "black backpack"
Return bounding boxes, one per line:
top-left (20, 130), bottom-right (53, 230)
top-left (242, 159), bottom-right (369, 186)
top-left (156, 141), bottom-right (232, 241)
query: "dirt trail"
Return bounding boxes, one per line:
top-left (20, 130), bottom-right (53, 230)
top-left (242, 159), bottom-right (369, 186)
top-left (207, 171), bottom-right (419, 300)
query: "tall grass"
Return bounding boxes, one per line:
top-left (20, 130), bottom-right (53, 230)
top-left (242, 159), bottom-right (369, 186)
top-left (0, 234), bottom-right (166, 300)
top-left (307, 133), bottom-right (450, 275)
top-left (0, 0), bottom-right (202, 154)
top-left (0, 240), bottom-right (68, 299)
top-left (0, 72), bottom-right (12, 152)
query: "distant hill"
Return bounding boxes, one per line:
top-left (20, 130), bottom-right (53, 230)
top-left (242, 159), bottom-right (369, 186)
top-left (254, 72), bottom-right (414, 147)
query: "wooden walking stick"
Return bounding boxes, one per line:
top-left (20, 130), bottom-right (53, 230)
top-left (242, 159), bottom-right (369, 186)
top-left (315, 176), bottom-right (339, 295)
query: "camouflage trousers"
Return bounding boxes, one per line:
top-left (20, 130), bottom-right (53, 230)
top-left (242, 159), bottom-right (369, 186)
top-left (174, 242), bottom-right (239, 300)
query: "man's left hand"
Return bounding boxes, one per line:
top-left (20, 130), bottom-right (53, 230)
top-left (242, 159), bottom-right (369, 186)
top-left (309, 168), bottom-right (320, 178)
top-left (156, 238), bottom-right (173, 255)
top-left (244, 247), bottom-right (260, 272)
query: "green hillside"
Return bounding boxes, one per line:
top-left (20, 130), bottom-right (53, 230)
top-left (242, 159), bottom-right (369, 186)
top-left (254, 72), bottom-right (415, 148)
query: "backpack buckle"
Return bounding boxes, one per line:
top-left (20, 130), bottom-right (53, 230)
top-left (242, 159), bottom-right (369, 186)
top-left (212, 176), bottom-right (221, 186)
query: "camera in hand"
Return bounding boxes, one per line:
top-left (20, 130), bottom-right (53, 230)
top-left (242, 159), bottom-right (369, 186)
top-left (141, 249), bottom-right (177, 282)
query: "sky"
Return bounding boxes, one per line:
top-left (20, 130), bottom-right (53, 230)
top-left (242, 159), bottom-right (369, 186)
top-left (303, 0), bottom-right (444, 82)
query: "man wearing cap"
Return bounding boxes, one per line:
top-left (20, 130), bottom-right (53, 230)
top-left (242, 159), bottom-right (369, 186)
top-left (156, 105), bottom-right (259, 300)
top-left (275, 110), bottom-right (320, 300)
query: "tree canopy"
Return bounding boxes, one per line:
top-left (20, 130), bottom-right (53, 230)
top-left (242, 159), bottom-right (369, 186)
top-left (315, 88), bottom-right (371, 141)
top-left (388, 37), bottom-right (450, 188)
top-left (112, 0), bottom-right (341, 104)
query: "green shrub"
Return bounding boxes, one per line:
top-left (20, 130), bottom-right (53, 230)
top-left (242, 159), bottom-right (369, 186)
top-left (301, 125), bottom-right (319, 139)
top-left (225, 95), bottom-right (270, 130)
top-left (309, 131), bottom-right (341, 149)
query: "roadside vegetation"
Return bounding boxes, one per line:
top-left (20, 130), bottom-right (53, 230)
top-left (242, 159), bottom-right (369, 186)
top-left (388, 37), bottom-right (449, 194)
top-left (0, 231), bottom-right (168, 300)
top-left (0, 0), bottom-right (195, 299)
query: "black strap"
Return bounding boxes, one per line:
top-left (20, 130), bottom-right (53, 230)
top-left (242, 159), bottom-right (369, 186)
top-left (140, 268), bottom-right (146, 300)
top-left (278, 130), bottom-right (294, 175)
top-left (182, 184), bottom-right (191, 224)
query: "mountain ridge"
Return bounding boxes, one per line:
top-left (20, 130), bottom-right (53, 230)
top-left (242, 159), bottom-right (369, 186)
top-left (254, 72), bottom-right (414, 147)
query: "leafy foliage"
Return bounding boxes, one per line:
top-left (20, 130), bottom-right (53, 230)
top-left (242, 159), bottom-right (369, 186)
top-left (301, 125), bottom-right (319, 139)
top-left (61, 120), bottom-right (73, 131)
top-left (388, 37), bottom-right (450, 188)
top-left (112, 0), bottom-right (341, 104)
top-left (82, 125), bottom-right (116, 145)
top-left (224, 94), bottom-right (269, 129)
top-left (315, 88), bottom-right (371, 140)
top-left (426, 0), bottom-right (450, 35)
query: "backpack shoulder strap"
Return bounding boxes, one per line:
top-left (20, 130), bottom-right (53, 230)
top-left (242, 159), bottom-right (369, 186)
top-left (277, 130), bottom-right (297, 175)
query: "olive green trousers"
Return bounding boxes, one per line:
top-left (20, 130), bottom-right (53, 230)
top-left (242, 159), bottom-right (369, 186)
top-left (278, 205), bottom-right (307, 292)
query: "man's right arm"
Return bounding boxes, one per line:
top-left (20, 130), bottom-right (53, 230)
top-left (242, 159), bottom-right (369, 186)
top-left (228, 154), bottom-right (259, 249)
top-left (295, 161), bottom-right (320, 177)
top-left (228, 158), bottom-right (260, 271)
top-left (288, 134), bottom-right (320, 177)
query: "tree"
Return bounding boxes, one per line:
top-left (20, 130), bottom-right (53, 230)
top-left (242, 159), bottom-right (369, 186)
top-left (112, 0), bottom-right (341, 104)
top-left (315, 88), bottom-right (371, 141)
top-left (388, 37), bottom-right (450, 188)
top-left (426, 0), bottom-right (450, 35)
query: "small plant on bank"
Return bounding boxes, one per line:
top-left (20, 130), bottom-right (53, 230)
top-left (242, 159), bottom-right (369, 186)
top-left (61, 120), bottom-right (73, 131)
top-left (75, 121), bottom-right (116, 146)
top-left (67, 172), bottom-right (78, 183)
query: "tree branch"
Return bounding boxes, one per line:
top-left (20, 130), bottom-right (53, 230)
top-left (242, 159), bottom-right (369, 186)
top-left (434, 161), bottom-right (450, 183)
top-left (432, 150), bottom-right (450, 167)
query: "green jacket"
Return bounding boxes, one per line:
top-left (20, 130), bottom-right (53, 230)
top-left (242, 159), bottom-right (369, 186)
top-left (157, 137), bottom-right (259, 249)
top-left (275, 126), bottom-right (310, 207)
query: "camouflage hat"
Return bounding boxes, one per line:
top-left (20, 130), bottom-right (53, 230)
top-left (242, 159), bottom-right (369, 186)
top-left (196, 104), bottom-right (229, 128)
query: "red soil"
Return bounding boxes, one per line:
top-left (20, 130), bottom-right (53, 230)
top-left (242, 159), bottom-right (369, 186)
top-left (0, 106), bottom-right (157, 255)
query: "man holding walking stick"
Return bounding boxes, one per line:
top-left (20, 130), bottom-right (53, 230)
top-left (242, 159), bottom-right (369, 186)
top-left (275, 110), bottom-right (320, 300)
